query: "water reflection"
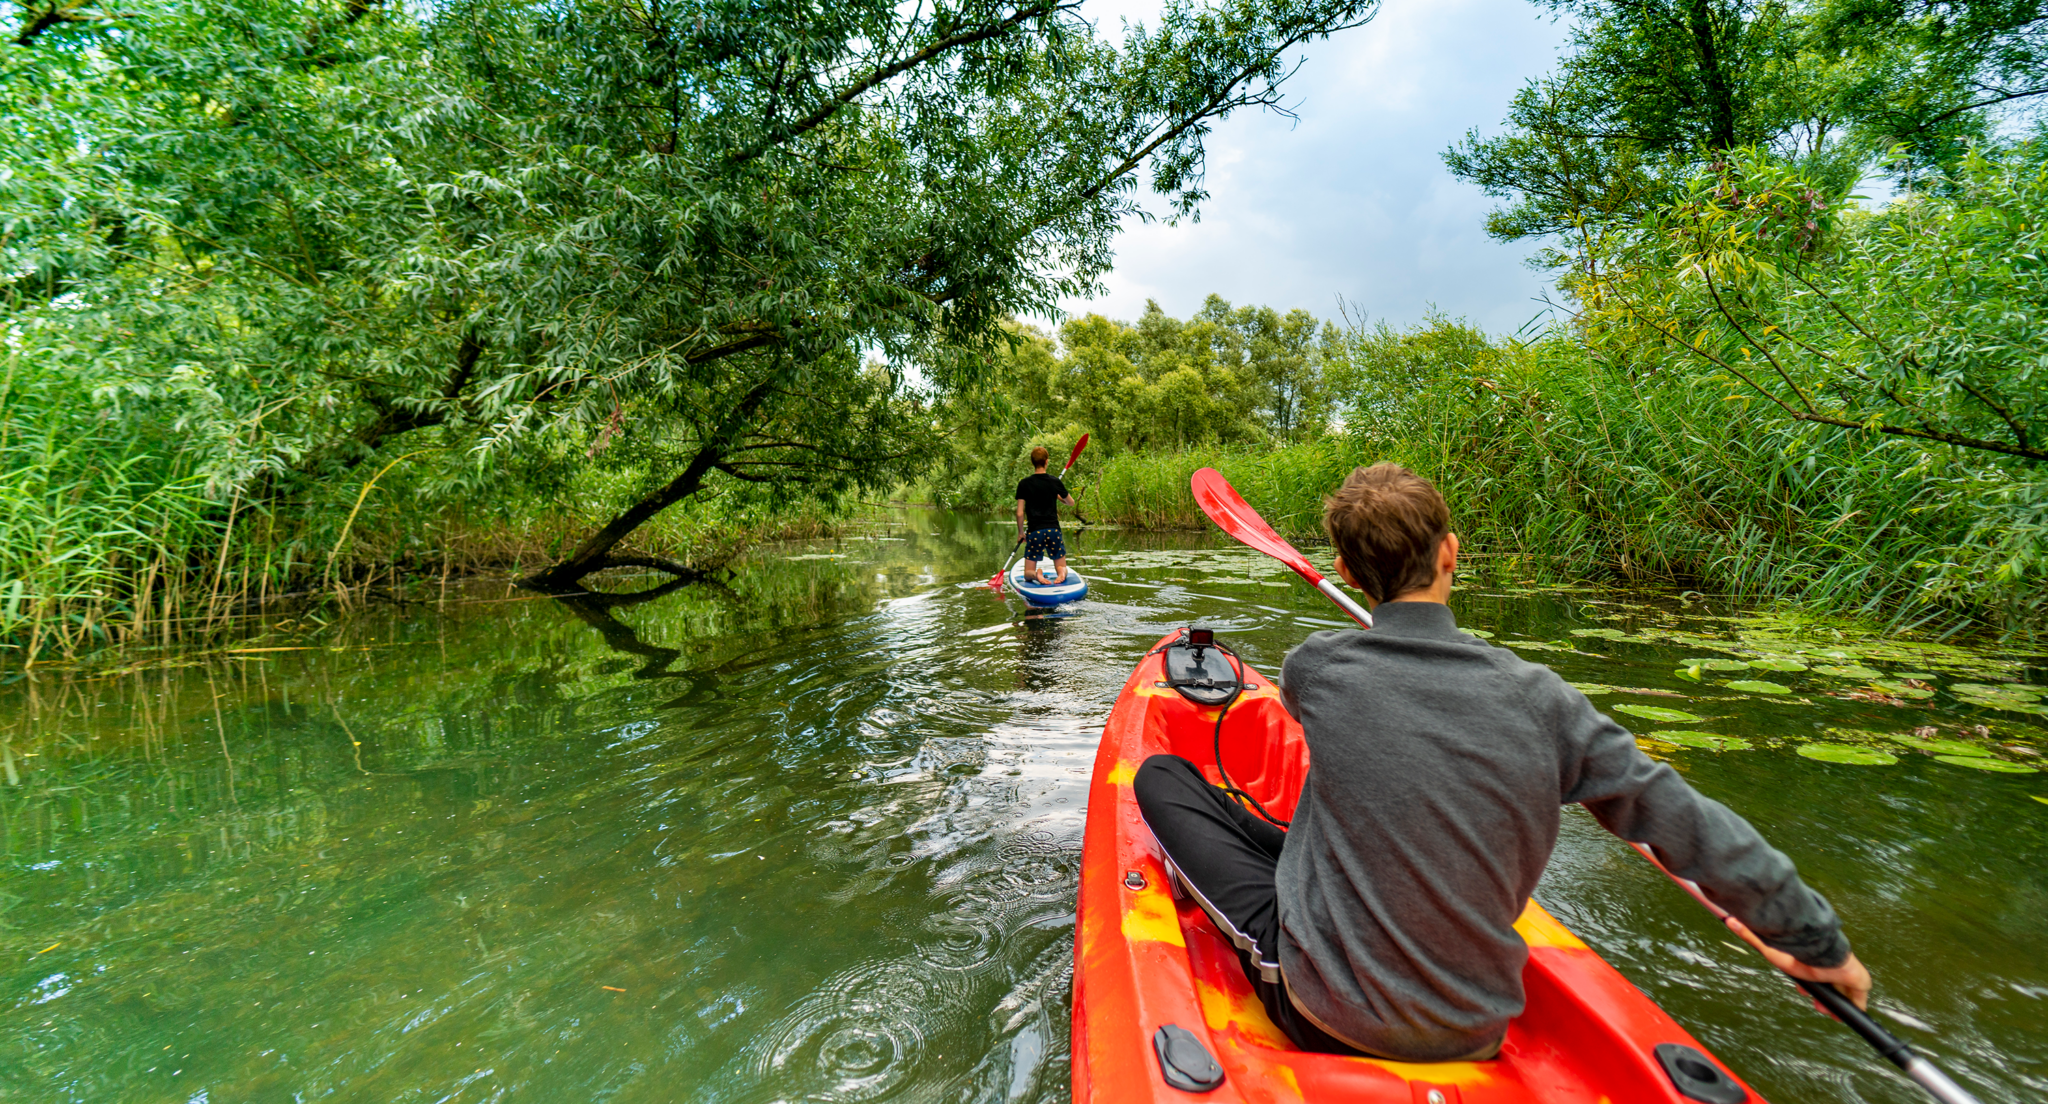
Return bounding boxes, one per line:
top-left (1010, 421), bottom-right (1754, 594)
top-left (0, 510), bottom-right (2041, 1103)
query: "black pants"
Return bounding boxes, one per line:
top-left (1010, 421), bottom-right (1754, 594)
top-left (1132, 754), bottom-right (1367, 1056)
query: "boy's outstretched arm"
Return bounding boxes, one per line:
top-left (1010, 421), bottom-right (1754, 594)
top-left (1550, 685), bottom-right (1873, 1007)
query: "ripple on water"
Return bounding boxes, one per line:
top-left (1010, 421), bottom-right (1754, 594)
top-left (753, 960), bottom-right (934, 1101)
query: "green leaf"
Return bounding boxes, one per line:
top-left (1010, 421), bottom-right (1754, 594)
top-left (1890, 735), bottom-right (1992, 756)
top-left (1812, 664), bottom-right (1884, 679)
top-left (1725, 679), bottom-right (1790, 694)
top-left (1681, 657), bottom-right (1750, 670)
top-left (1747, 657), bottom-right (1808, 672)
top-left (1614, 704), bottom-right (1703, 723)
top-left (1797, 744), bottom-right (1897, 765)
top-left (1932, 755), bottom-right (2036, 773)
top-left (1649, 730), bottom-right (1752, 750)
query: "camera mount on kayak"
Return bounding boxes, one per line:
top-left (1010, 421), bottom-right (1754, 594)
top-left (1159, 626), bottom-right (1242, 706)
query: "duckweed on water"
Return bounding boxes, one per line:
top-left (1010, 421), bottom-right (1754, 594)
top-left (1613, 704), bottom-right (1703, 723)
top-left (1724, 680), bottom-right (1790, 694)
top-left (1933, 755), bottom-right (2038, 773)
top-left (1797, 744), bottom-right (1898, 765)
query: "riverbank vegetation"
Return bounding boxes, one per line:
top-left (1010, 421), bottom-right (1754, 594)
top-left (0, 0), bottom-right (1379, 660)
top-left (8, 0), bottom-right (2048, 660)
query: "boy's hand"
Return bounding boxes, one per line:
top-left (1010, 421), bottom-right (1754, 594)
top-left (1726, 916), bottom-right (1872, 1009)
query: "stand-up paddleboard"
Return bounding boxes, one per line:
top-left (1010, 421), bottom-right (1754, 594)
top-left (1007, 559), bottom-right (1087, 605)
top-left (1073, 629), bottom-right (1764, 1103)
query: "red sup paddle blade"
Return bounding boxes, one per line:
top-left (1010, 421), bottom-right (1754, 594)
top-left (1063, 433), bottom-right (1089, 474)
top-left (1189, 468), bottom-right (1324, 583)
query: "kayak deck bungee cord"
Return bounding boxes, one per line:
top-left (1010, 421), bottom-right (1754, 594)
top-left (1072, 628), bottom-right (1763, 1103)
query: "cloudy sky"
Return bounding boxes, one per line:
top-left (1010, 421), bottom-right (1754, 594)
top-left (1054, 0), bottom-right (1576, 336)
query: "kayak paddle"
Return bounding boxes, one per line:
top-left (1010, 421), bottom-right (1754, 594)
top-left (1188, 467), bottom-right (1372, 628)
top-left (991, 433), bottom-right (1089, 589)
top-left (1628, 843), bottom-right (1983, 1104)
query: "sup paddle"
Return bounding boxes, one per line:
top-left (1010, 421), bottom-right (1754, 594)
top-left (1189, 468), bottom-right (1982, 1104)
top-left (990, 434), bottom-right (1090, 590)
top-left (1188, 467), bottom-right (1372, 628)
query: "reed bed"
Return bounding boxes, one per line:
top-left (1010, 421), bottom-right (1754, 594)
top-left (1082, 333), bottom-right (2035, 633)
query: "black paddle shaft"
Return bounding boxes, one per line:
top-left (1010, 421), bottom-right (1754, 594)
top-left (1797, 981), bottom-right (1983, 1104)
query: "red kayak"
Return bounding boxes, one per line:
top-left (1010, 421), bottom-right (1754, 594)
top-left (1073, 629), bottom-right (1763, 1103)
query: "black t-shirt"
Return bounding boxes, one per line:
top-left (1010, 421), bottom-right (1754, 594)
top-left (1015, 473), bottom-right (1069, 530)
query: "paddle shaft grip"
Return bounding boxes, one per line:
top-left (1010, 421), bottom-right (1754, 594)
top-left (1313, 577), bottom-right (1374, 628)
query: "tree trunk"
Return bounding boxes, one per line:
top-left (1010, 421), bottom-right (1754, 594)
top-left (520, 375), bottom-right (781, 591)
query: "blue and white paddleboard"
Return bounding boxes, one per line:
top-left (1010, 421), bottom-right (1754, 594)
top-left (1007, 559), bottom-right (1088, 606)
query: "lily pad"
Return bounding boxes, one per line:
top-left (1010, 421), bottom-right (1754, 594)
top-left (1681, 657), bottom-right (1751, 671)
top-left (2033, 795), bottom-right (2048, 806)
top-left (1675, 666), bottom-right (1705, 681)
top-left (1726, 679), bottom-right (1791, 694)
top-left (1569, 682), bottom-right (1615, 696)
top-left (1870, 681), bottom-right (1936, 700)
top-left (1613, 704), bottom-right (1703, 723)
top-left (1463, 629), bottom-right (1496, 639)
top-left (1893, 672), bottom-right (1940, 681)
top-left (1748, 657), bottom-right (1809, 672)
top-left (1932, 755), bottom-right (2036, 773)
top-left (1797, 744), bottom-right (1897, 766)
top-left (1952, 682), bottom-right (2045, 701)
top-left (1890, 735), bottom-right (1992, 756)
top-left (1813, 664), bottom-right (1884, 680)
top-left (1649, 730), bottom-right (1753, 751)
top-left (1570, 627), bottom-right (1631, 640)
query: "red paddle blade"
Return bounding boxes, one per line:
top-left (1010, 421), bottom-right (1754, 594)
top-left (1189, 467), bottom-right (1324, 584)
top-left (1062, 433), bottom-right (1089, 475)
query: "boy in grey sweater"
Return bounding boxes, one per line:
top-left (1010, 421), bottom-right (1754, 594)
top-left (1134, 462), bottom-right (1870, 1062)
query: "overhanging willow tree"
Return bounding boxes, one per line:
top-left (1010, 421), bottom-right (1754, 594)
top-left (4, 0), bottom-right (1381, 592)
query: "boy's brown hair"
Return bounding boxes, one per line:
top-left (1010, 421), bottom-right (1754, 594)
top-left (1323, 463), bottom-right (1452, 602)
top-left (1030, 446), bottom-right (1050, 467)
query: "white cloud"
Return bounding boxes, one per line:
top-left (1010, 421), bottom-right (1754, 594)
top-left (1054, 0), bottom-right (1573, 335)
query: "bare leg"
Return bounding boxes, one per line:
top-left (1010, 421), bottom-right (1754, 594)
top-left (1052, 556), bottom-right (1068, 584)
top-left (1024, 557), bottom-right (1044, 584)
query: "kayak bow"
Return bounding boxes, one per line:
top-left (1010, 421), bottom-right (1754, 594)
top-left (1073, 630), bottom-right (1763, 1103)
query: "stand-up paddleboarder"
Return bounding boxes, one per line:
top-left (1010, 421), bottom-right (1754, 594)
top-left (1015, 446), bottom-right (1079, 585)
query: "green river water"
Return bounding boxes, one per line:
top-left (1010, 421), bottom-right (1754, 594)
top-left (3, 509), bottom-right (2044, 1103)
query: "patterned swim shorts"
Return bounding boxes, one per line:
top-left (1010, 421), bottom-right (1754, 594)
top-left (1024, 527), bottom-right (1067, 562)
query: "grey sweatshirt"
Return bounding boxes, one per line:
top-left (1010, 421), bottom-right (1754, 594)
top-left (1274, 601), bottom-right (1849, 1062)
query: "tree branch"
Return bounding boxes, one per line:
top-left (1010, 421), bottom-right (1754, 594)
top-left (730, 1), bottom-right (1068, 165)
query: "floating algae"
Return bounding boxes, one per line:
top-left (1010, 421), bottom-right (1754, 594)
top-left (1648, 731), bottom-right (1752, 751)
top-left (1725, 680), bottom-right (1791, 694)
top-left (1613, 704), bottom-right (1703, 724)
top-left (1933, 755), bottom-right (2038, 773)
top-left (1798, 744), bottom-right (1898, 766)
